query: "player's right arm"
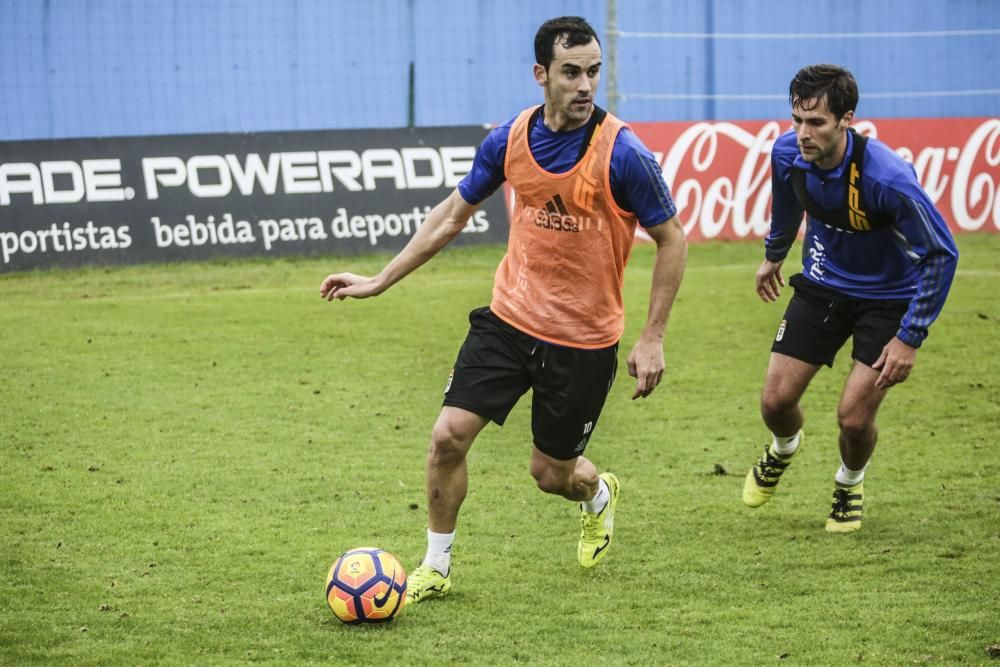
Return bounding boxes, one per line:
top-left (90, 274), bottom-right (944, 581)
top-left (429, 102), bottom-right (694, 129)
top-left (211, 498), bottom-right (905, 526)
top-left (755, 258), bottom-right (785, 303)
top-left (757, 133), bottom-right (805, 302)
top-left (320, 189), bottom-right (478, 300)
top-left (321, 121), bottom-right (512, 301)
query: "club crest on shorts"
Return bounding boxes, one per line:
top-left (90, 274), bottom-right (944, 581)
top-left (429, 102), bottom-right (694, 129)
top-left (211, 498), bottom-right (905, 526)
top-left (775, 319), bottom-right (787, 342)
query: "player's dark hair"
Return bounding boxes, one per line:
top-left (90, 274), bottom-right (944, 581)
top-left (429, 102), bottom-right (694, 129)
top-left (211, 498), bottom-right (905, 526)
top-left (534, 16), bottom-right (600, 70)
top-left (789, 64), bottom-right (859, 119)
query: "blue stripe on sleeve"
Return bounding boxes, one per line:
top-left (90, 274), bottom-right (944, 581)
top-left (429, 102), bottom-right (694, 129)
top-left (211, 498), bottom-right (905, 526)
top-left (895, 193), bottom-right (959, 346)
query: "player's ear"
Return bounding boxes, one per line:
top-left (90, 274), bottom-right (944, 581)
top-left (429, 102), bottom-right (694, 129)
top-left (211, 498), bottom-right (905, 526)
top-left (533, 63), bottom-right (547, 87)
top-left (840, 110), bottom-right (854, 129)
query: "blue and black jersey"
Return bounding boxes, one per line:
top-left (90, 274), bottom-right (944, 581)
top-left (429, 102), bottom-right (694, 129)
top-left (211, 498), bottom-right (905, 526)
top-left (767, 129), bottom-right (958, 348)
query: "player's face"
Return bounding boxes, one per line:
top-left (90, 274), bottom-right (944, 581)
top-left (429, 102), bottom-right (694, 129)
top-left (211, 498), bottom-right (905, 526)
top-left (791, 95), bottom-right (853, 169)
top-left (534, 38), bottom-right (602, 132)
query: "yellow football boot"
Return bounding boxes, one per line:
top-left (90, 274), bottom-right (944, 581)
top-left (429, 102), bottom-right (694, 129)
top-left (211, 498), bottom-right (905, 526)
top-left (578, 472), bottom-right (620, 568)
top-left (405, 563), bottom-right (451, 604)
top-left (742, 433), bottom-right (803, 507)
top-left (825, 481), bottom-right (864, 533)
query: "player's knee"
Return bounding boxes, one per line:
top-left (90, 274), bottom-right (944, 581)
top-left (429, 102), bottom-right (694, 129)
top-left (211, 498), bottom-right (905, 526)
top-left (428, 421), bottom-right (472, 465)
top-left (760, 389), bottom-right (797, 421)
top-left (530, 465), bottom-right (558, 494)
top-left (530, 464), bottom-right (569, 496)
top-left (534, 476), bottom-right (566, 496)
top-left (837, 411), bottom-right (875, 441)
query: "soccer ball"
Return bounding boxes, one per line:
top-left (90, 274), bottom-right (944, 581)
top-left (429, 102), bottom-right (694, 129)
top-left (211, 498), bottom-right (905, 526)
top-left (326, 547), bottom-right (407, 624)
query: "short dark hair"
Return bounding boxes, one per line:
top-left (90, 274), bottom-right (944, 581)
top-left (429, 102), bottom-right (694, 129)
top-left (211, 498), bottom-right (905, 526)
top-left (789, 64), bottom-right (859, 119)
top-left (534, 16), bottom-right (600, 70)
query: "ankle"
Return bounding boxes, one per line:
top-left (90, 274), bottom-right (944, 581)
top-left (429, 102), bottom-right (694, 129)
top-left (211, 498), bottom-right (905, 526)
top-left (423, 529), bottom-right (454, 575)
top-left (771, 431), bottom-right (801, 457)
top-left (835, 463), bottom-right (866, 487)
top-left (581, 478), bottom-right (610, 514)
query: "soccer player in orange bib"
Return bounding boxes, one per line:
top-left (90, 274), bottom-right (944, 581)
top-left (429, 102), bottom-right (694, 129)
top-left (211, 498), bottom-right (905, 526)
top-left (321, 16), bottom-right (686, 603)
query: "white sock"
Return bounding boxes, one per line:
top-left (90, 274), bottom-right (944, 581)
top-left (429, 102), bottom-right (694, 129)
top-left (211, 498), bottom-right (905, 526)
top-left (771, 431), bottom-right (801, 457)
top-left (423, 529), bottom-right (454, 576)
top-left (835, 463), bottom-right (866, 487)
top-left (581, 478), bottom-right (610, 514)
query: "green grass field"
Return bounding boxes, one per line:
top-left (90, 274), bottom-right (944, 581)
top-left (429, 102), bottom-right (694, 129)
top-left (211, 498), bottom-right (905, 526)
top-left (2, 235), bottom-right (998, 666)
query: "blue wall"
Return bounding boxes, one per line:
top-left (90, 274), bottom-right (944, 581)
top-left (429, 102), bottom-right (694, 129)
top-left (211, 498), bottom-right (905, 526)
top-left (1, 0), bottom-right (997, 140)
top-left (619, 0), bottom-right (1000, 122)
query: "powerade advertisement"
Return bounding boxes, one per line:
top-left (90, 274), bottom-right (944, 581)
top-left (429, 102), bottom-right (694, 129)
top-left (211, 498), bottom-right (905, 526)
top-left (0, 126), bottom-right (508, 272)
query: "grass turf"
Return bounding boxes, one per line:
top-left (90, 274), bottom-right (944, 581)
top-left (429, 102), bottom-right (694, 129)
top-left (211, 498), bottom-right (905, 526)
top-left (1, 235), bottom-right (998, 665)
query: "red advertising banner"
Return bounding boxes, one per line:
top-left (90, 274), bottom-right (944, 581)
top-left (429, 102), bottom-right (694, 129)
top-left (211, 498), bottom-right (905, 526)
top-left (629, 117), bottom-right (1000, 241)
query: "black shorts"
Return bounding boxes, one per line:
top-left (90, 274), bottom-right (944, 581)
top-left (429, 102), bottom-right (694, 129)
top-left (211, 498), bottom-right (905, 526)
top-left (771, 274), bottom-right (910, 368)
top-left (443, 307), bottom-right (618, 460)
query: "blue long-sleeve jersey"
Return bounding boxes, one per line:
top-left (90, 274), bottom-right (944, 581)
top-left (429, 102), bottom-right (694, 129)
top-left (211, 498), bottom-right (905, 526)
top-left (766, 129), bottom-right (959, 348)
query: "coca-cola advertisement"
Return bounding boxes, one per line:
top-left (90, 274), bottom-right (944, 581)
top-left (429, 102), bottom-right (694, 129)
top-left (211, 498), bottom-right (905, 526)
top-left (629, 117), bottom-right (1000, 241)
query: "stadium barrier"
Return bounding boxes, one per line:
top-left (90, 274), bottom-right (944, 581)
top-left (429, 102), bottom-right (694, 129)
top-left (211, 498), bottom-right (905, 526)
top-left (0, 126), bottom-right (508, 272)
top-left (1, 117), bottom-right (996, 272)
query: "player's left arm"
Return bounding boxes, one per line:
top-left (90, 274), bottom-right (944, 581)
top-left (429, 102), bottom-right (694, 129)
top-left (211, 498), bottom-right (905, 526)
top-left (872, 181), bottom-right (959, 390)
top-left (611, 129), bottom-right (688, 399)
top-left (627, 217), bottom-right (687, 399)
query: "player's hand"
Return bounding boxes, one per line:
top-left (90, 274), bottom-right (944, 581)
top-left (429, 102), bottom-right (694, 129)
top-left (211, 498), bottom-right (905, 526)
top-left (756, 259), bottom-right (785, 303)
top-left (871, 337), bottom-right (917, 390)
top-left (320, 273), bottom-right (383, 301)
top-left (626, 335), bottom-right (665, 400)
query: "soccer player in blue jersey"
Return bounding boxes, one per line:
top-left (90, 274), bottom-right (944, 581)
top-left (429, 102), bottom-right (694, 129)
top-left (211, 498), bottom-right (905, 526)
top-left (742, 64), bottom-right (958, 532)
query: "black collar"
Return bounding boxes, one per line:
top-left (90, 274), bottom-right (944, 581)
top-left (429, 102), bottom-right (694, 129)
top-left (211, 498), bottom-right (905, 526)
top-left (527, 105), bottom-right (609, 166)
